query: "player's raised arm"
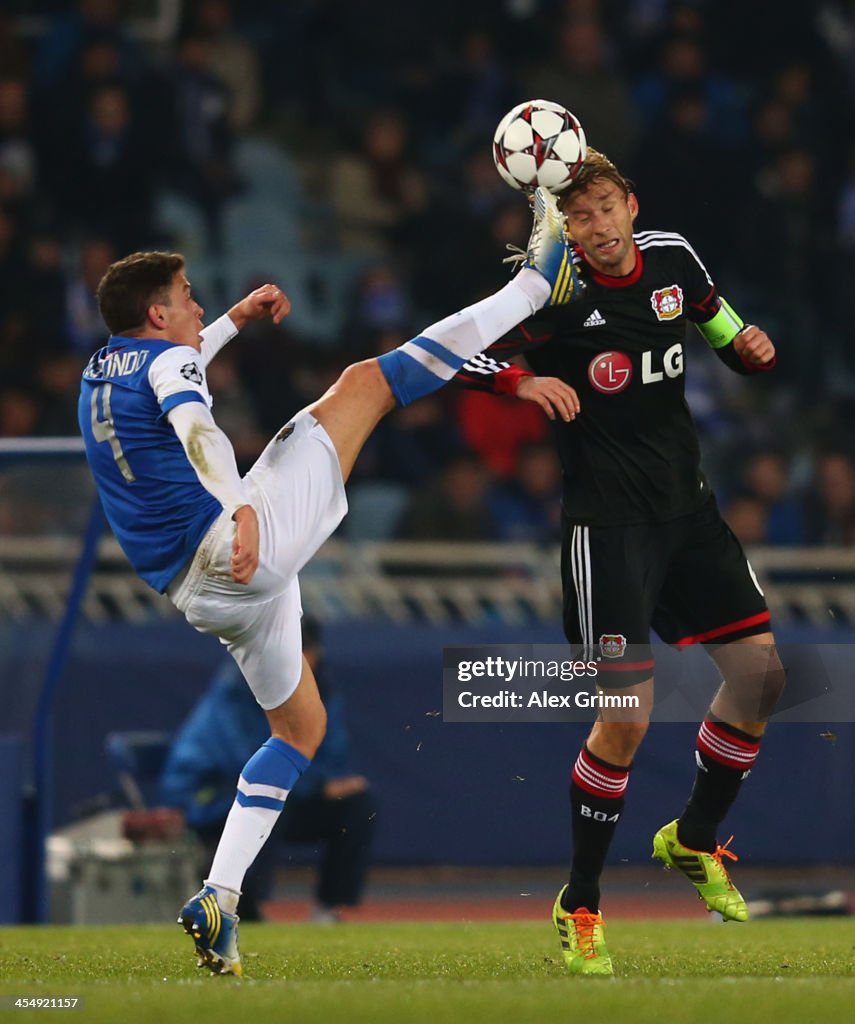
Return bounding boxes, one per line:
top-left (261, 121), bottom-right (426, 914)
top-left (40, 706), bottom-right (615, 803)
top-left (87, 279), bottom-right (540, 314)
top-left (199, 284), bottom-right (291, 367)
top-left (227, 282), bottom-right (291, 329)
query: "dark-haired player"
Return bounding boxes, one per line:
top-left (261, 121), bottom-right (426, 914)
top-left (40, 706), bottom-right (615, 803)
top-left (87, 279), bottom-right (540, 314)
top-left (78, 189), bottom-right (581, 975)
top-left (458, 150), bottom-right (785, 976)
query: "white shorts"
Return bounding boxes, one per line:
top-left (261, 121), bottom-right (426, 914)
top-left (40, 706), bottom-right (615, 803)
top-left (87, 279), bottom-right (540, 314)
top-left (167, 411), bottom-right (347, 710)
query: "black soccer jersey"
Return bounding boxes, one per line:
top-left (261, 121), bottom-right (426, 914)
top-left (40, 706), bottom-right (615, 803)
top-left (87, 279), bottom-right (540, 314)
top-left (458, 231), bottom-right (769, 526)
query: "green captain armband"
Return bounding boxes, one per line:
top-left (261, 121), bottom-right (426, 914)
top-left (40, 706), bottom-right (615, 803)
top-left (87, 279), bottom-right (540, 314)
top-left (696, 297), bottom-right (744, 349)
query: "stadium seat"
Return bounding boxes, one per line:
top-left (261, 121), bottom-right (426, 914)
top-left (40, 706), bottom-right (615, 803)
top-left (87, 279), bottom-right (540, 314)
top-left (222, 197), bottom-right (302, 258)
top-left (154, 192), bottom-right (208, 258)
top-left (234, 137), bottom-right (302, 203)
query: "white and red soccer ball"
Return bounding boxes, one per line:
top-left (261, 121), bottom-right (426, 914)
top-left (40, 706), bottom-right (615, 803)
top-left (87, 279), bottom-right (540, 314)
top-left (493, 99), bottom-right (587, 193)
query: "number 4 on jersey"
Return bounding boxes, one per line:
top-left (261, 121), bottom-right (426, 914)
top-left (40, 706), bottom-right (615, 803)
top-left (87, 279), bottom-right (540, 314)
top-left (90, 383), bottom-right (136, 482)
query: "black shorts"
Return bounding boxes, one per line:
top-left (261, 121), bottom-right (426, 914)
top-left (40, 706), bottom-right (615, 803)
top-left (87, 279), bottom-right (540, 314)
top-left (560, 497), bottom-right (771, 686)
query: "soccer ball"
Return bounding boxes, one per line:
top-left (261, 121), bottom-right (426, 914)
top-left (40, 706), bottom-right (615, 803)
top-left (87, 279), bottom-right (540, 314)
top-left (492, 99), bottom-right (587, 193)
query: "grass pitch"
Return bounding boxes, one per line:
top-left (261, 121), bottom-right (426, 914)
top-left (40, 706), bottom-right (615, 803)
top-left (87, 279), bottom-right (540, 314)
top-left (1, 919), bottom-right (854, 1024)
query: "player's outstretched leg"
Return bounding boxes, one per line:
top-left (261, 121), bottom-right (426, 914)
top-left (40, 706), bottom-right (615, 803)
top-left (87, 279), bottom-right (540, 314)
top-left (551, 884), bottom-right (613, 976)
top-left (179, 884), bottom-right (243, 976)
top-left (651, 820), bottom-right (748, 922)
top-left (305, 186), bottom-right (579, 482)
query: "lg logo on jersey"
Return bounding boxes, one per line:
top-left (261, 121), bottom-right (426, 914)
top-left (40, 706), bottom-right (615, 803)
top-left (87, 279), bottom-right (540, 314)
top-left (587, 343), bottom-right (684, 395)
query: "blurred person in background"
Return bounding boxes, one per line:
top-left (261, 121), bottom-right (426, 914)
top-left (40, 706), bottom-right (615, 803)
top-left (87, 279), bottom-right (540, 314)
top-left (0, 388), bottom-right (41, 438)
top-left (523, 16), bottom-right (638, 167)
top-left (744, 146), bottom-right (826, 394)
top-left (329, 111), bottom-right (427, 256)
top-left (395, 452), bottom-right (499, 541)
top-left (817, 0), bottom-right (855, 95)
top-left (0, 205), bottom-right (29, 336)
top-left (0, 77), bottom-right (37, 211)
top-left (447, 29), bottom-right (516, 155)
top-left (1, 219), bottom-right (66, 381)
top-left (0, 11), bottom-right (28, 80)
top-left (771, 61), bottom-right (822, 152)
top-left (633, 33), bottom-right (747, 148)
top-left (721, 494), bottom-right (769, 546)
top-left (161, 617), bottom-right (375, 924)
top-left (168, 34), bottom-right (240, 247)
top-left (65, 240), bottom-right (117, 355)
top-left (34, 353), bottom-right (86, 436)
top-left (414, 191), bottom-right (532, 324)
top-left (739, 451), bottom-right (805, 546)
top-left (804, 452), bottom-right (855, 545)
top-left (345, 327), bottom-right (461, 489)
top-left (460, 200), bottom-right (532, 305)
top-left (489, 440), bottom-right (563, 543)
top-left (455, 383), bottom-right (549, 480)
top-left (204, 347), bottom-right (268, 471)
top-left (33, 0), bottom-right (141, 90)
top-left (356, 393), bottom-right (462, 489)
top-left (344, 265), bottom-right (412, 347)
top-left (635, 84), bottom-right (731, 269)
top-left (25, 232), bottom-right (67, 333)
top-left (190, 0), bottom-right (262, 132)
top-left (748, 98), bottom-right (798, 181)
top-left (618, 0), bottom-right (705, 73)
top-left (59, 84), bottom-right (153, 249)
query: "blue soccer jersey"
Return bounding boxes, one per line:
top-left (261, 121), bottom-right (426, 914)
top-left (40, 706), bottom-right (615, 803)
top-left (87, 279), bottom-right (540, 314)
top-left (79, 337), bottom-right (223, 592)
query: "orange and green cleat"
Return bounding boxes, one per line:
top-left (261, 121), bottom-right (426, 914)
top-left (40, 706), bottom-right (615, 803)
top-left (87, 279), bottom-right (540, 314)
top-left (551, 885), bottom-right (614, 976)
top-left (652, 819), bottom-right (748, 922)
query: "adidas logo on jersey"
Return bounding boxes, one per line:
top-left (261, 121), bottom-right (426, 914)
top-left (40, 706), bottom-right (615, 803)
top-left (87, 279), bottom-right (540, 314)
top-left (583, 309), bottom-right (606, 327)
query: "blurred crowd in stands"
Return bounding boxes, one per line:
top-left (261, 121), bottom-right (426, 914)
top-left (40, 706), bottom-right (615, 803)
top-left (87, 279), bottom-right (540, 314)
top-left (2, 0), bottom-right (855, 545)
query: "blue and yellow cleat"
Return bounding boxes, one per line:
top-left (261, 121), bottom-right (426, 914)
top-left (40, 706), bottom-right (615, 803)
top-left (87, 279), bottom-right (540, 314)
top-left (518, 187), bottom-right (584, 306)
top-left (178, 885), bottom-right (242, 976)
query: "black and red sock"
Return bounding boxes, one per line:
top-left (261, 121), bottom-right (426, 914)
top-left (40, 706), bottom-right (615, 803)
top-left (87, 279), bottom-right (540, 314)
top-left (677, 716), bottom-right (761, 853)
top-left (562, 745), bottom-right (631, 914)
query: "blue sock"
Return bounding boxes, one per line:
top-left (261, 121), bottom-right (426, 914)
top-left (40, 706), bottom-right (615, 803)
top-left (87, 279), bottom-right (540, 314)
top-left (236, 737), bottom-right (309, 811)
top-left (377, 336), bottom-right (466, 406)
top-left (207, 737), bottom-right (311, 896)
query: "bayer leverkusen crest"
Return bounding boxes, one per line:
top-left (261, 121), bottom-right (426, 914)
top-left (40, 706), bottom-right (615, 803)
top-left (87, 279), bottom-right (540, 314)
top-left (650, 284), bottom-right (684, 321)
top-left (599, 634), bottom-right (627, 659)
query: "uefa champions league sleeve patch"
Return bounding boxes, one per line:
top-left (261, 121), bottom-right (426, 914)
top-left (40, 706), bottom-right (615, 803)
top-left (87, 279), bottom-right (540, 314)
top-left (180, 362), bottom-right (204, 385)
